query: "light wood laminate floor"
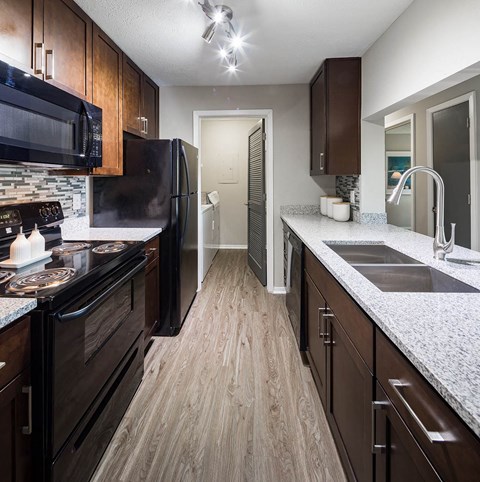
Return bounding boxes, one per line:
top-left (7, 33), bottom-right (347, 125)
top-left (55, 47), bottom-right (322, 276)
top-left (92, 250), bottom-right (346, 482)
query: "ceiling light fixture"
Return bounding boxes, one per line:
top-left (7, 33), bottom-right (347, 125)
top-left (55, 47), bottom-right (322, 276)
top-left (198, 0), bottom-right (244, 73)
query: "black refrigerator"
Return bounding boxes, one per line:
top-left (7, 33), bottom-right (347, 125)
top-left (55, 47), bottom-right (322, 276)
top-left (92, 139), bottom-right (198, 335)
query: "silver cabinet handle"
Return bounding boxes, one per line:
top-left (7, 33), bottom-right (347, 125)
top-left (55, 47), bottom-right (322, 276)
top-left (145, 117), bottom-right (149, 135)
top-left (371, 401), bottom-right (388, 454)
top-left (22, 386), bottom-right (33, 435)
top-left (45, 49), bottom-right (54, 79)
top-left (317, 307), bottom-right (328, 338)
top-left (388, 379), bottom-right (445, 443)
top-left (322, 312), bottom-right (335, 345)
top-left (34, 43), bottom-right (45, 75)
top-left (319, 152), bottom-right (324, 171)
top-left (0, 361), bottom-right (5, 370)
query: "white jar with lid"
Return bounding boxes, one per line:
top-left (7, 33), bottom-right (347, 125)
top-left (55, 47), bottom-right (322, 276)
top-left (327, 197), bottom-right (343, 218)
top-left (333, 202), bottom-right (351, 222)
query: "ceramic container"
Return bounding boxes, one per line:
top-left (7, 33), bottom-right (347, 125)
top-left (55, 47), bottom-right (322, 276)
top-left (28, 223), bottom-right (45, 257)
top-left (10, 227), bottom-right (31, 263)
top-left (327, 197), bottom-right (343, 218)
top-left (333, 202), bottom-right (351, 222)
top-left (320, 196), bottom-right (330, 216)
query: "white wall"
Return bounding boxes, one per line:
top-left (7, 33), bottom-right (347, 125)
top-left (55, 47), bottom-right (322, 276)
top-left (201, 118), bottom-right (259, 247)
top-left (160, 84), bottom-right (335, 289)
top-left (360, 0), bottom-right (480, 220)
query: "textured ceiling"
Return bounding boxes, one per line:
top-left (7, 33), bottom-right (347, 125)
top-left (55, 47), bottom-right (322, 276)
top-left (74, 0), bottom-right (413, 87)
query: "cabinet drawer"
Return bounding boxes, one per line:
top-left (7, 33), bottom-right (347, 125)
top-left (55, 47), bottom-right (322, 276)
top-left (145, 236), bottom-right (159, 262)
top-left (376, 329), bottom-right (480, 482)
top-left (0, 316), bottom-right (30, 389)
top-left (305, 248), bottom-right (373, 370)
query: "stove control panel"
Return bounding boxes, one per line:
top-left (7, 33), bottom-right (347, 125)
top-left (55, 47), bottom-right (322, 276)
top-left (0, 201), bottom-right (64, 238)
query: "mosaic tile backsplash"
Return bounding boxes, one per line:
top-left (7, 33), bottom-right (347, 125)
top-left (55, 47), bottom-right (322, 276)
top-left (336, 175), bottom-right (360, 210)
top-left (0, 166), bottom-right (86, 218)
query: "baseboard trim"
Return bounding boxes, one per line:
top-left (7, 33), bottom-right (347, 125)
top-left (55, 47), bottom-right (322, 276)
top-left (272, 287), bottom-right (286, 295)
top-left (218, 245), bottom-right (248, 250)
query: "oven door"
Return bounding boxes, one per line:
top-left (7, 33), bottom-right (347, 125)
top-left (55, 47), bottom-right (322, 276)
top-left (50, 256), bottom-right (146, 456)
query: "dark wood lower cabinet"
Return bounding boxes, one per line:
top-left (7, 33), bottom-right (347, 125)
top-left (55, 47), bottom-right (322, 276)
top-left (144, 236), bottom-right (160, 347)
top-left (326, 315), bottom-right (373, 482)
top-left (305, 272), bottom-right (328, 408)
top-left (0, 370), bottom-right (31, 482)
top-left (373, 382), bottom-right (441, 482)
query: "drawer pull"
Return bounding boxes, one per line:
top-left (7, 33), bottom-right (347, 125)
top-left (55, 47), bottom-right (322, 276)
top-left (371, 400), bottom-right (388, 454)
top-left (389, 379), bottom-right (445, 443)
top-left (22, 386), bottom-right (33, 435)
top-left (317, 308), bottom-right (328, 338)
top-left (0, 361), bottom-right (5, 370)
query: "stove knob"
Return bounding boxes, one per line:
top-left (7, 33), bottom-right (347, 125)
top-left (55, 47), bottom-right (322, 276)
top-left (40, 207), bottom-right (48, 217)
top-left (44, 207), bottom-right (51, 216)
top-left (51, 205), bottom-right (59, 215)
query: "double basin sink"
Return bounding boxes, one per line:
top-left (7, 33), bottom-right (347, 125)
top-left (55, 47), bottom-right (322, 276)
top-left (327, 244), bottom-right (479, 293)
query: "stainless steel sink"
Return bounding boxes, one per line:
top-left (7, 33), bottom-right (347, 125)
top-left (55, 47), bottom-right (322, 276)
top-left (353, 265), bottom-right (479, 293)
top-left (328, 244), bottom-right (421, 265)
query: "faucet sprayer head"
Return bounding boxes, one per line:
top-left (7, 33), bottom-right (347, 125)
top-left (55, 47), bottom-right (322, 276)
top-left (387, 185), bottom-right (403, 205)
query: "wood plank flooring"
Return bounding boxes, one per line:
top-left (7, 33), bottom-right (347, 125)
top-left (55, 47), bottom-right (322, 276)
top-left (92, 250), bottom-right (346, 482)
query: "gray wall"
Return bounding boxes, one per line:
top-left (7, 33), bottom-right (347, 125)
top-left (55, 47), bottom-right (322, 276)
top-left (386, 74), bottom-right (480, 238)
top-left (201, 118), bottom-right (259, 247)
top-left (160, 84), bottom-right (335, 289)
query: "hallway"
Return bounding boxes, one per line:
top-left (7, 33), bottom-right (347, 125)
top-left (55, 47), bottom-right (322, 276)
top-left (92, 250), bottom-right (345, 482)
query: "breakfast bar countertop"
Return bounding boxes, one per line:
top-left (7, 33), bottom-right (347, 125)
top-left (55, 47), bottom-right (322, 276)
top-left (281, 213), bottom-right (480, 438)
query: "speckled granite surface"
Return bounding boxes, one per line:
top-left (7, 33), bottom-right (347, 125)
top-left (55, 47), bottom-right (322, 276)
top-left (281, 213), bottom-right (480, 438)
top-left (0, 298), bottom-right (37, 331)
top-left (280, 205), bottom-right (321, 215)
top-left (62, 227), bottom-right (162, 242)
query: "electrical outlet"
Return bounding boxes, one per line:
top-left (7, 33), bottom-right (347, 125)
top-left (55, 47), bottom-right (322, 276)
top-left (72, 193), bottom-right (82, 211)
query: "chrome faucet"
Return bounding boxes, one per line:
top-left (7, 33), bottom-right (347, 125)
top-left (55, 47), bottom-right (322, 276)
top-left (387, 166), bottom-right (455, 260)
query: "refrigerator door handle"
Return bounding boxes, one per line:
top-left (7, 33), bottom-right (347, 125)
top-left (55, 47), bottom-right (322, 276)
top-left (180, 195), bottom-right (190, 249)
top-left (181, 145), bottom-right (191, 195)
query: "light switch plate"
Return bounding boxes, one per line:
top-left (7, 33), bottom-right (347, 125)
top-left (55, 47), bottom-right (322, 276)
top-left (72, 193), bottom-right (81, 210)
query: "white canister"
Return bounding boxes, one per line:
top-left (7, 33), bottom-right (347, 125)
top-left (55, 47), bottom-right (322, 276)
top-left (333, 202), bottom-right (351, 222)
top-left (28, 223), bottom-right (46, 257)
top-left (320, 196), bottom-right (329, 216)
top-left (327, 197), bottom-right (343, 218)
top-left (10, 227), bottom-right (31, 263)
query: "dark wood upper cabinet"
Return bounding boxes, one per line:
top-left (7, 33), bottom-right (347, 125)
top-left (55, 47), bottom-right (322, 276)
top-left (123, 55), bottom-right (159, 139)
top-left (43, 0), bottom-right (92, 101)
top-left (310, 57), bottom-right (361, 176)
top-left (92, 25), bottom-right (123, 176)
top-left (0, 0), bottom-right (43, 75)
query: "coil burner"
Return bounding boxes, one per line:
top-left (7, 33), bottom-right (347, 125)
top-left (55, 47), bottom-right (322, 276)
top-left (92, 243), bottom-right (127, 254)
top-left (0, 270), bottom-right (15, 284)
top-left (51, 242), bottom-right (92, 256)
top-left (7, 267), bottom-right (77, 293)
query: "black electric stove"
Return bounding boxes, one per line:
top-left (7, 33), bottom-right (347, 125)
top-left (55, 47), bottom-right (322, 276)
top-left (0, 202), bottom-right (143, 309)
top-left (0, 201), bottom-right (147, 482)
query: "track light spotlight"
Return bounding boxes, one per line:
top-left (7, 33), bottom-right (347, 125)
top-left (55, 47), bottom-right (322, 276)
top-left (202, 22), bottom-right (217, 43)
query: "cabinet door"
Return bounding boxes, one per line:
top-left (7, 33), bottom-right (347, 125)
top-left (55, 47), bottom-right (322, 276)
top-left (305, 272), bottom-right (327, 408)
top-left (92, 25), bottom-right (123, 176)
top-left (0, 0), bottom-right (43, 75)
top-left (43, 0), bottom-right (92, 101)
top-left (0, 371), bottom-right (32, 482)
top-left (310, 68), bottom-right (326, 175)
top-left (143, 75), bottom-right (159, 139)
top-left (122, 55), bottom-right (143, 136)
top-left (327, 316), bottom-right (373, 482)
top-left (373, 382), bottom-right (441, 482)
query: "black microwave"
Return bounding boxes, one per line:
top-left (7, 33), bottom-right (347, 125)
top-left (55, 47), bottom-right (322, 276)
top-left (0, 60), bottom-right (102, 169)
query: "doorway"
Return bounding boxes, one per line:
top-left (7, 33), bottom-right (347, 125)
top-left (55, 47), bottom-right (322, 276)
top-left (193, 109), bottom-right (274, 292)
top-left (426, 92), bottom-right (478, 250)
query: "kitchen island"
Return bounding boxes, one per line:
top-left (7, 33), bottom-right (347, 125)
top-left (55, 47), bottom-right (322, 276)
top-left (281, 213), bottom-right (480, 438)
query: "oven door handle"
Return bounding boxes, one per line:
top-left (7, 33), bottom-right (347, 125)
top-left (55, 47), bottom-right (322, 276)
top-left (56, 256), bottom-right (148, 323)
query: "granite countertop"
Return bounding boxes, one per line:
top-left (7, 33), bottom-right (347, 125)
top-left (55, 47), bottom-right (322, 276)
top-left (281, 213), bottom-right (480, 438)
top-left (62, 227), bottom-right (162, 243)
top-left (0, 298), bottom-right (37, 331)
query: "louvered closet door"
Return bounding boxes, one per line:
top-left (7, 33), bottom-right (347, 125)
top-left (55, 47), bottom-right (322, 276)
top-left (247, 120), bottom-right (267, 286)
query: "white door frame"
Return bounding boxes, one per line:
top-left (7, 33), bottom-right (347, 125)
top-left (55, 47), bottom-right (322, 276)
top-left (385, 113), bottom-right (416, 230)
top-left (193, 109), bottom-right (274, 293)
top-left (426, 92), bottom-right (478, 250)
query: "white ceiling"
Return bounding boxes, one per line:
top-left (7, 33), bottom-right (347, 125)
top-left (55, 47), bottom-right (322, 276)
top-left (75, 0), bottom-right (413, 87)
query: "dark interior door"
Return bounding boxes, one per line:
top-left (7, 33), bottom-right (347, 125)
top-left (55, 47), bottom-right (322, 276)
top-left (247, 119), bottom-right (267, 286)
top-left (432, 101), bottom-right (471, 248)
